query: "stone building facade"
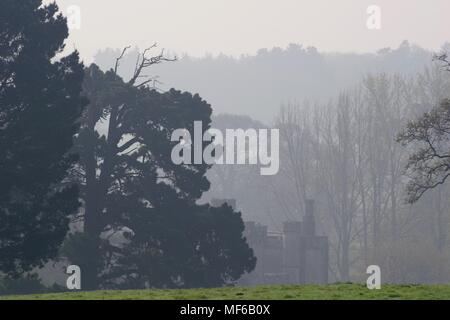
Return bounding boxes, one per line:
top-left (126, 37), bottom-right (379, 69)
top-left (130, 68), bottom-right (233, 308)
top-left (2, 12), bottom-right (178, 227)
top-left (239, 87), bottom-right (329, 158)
top-left (212, 198), bottom-right (328, 285)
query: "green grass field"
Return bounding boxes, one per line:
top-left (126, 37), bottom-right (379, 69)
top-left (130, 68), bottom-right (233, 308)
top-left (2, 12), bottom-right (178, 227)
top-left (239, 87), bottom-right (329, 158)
top-left (1, 283), bottom-right (450, 300)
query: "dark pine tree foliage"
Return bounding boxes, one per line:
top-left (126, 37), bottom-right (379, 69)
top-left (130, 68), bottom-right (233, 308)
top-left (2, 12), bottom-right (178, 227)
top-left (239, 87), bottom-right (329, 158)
top-left (0, 0), bottom-right (86, 276)
top-left (66, 55), bottom-right (255, 289)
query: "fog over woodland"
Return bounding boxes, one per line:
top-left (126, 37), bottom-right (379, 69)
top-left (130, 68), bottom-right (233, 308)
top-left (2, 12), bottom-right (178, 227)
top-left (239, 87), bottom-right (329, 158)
top-left (90, 42), bottom-right (450, 283)
top-left (3, 1), bottom-right (450, 295)
top-left (95, 42), bottom-right (444, 122)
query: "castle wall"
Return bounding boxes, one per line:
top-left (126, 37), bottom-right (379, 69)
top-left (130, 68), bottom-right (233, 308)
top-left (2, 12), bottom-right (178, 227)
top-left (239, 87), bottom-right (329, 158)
top-left (239, 200), bottom-right (329, 286)
top-left (211, 198), bottom-right (329, 286)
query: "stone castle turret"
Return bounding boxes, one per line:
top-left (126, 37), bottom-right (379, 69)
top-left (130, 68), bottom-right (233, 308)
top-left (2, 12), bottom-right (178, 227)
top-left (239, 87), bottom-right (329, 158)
top-left (236, 199), bottom-right (329, 285)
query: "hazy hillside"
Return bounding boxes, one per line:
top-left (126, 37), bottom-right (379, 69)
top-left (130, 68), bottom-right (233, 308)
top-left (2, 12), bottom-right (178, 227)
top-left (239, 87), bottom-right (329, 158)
top-left (94, 41), bottom-right (447, 122)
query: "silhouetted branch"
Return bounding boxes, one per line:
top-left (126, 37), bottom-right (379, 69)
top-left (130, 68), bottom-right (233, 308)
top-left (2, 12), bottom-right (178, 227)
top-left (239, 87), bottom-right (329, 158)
top-left (114, 45), bottom-right (131, 74)
top-left (128, 43), bottom-right (177, 86)
top-left (434, 52), bottom-right (450, 71)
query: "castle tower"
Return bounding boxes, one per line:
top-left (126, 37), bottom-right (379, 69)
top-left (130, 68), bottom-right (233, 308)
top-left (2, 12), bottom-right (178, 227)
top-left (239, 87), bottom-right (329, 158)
top-left (283, 221), bottom-right (302, 283)
top-left (299, 200), bottom-right (329, 284)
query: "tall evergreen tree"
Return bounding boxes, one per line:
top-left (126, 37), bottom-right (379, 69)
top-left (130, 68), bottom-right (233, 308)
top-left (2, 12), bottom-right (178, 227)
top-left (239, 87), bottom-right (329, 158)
top-left (65, 50), bottom-right (255, 289)
top-left (0, 0), bottom-right (86, 276)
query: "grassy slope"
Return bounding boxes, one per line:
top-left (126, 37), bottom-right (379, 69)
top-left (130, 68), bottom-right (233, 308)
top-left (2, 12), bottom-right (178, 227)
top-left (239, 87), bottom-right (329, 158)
top-left (1, 283), bottom-right (450, 300)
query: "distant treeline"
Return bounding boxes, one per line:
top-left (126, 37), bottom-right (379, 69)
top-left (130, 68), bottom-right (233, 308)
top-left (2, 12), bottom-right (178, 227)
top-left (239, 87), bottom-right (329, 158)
top-left (94, 41), bottom-right (448, 122)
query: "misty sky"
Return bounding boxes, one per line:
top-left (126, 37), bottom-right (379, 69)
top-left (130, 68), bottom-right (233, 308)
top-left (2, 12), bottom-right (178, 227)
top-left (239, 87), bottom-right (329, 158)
top-left (48, 0), bottom-right (450, 62)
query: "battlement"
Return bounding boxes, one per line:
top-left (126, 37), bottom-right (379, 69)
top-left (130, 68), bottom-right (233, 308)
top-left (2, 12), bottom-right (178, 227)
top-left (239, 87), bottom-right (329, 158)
top-left (239, 200), bottom-right (329, 285)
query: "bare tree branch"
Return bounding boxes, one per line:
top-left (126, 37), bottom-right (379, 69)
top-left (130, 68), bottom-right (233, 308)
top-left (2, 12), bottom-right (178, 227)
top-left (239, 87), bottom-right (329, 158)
top-left (128, 43), bottom-right (177, 87)
top-left (114, 45), bottom-right (132, 75)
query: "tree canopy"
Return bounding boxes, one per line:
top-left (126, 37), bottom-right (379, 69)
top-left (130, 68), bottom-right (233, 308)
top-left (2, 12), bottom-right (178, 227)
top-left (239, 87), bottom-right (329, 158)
top-left (0, 0), bottom-right (86, 276)
top-left (64, 56), bottom-right (255, 289)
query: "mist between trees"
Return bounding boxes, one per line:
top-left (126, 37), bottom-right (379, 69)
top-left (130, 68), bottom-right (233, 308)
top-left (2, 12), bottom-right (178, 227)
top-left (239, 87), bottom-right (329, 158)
top-left (94, 41), bottom-right (449, 123)
top-left (200, 67), bottom-right (450, 283)
top-left (39, 46), bottom-right (450, 287)
top-left (3, 1), bottom-right (450, 294)
top-left (96, 47), bottom-right (450, 283)
top-left (95, 44), bottom-right (450, 283)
